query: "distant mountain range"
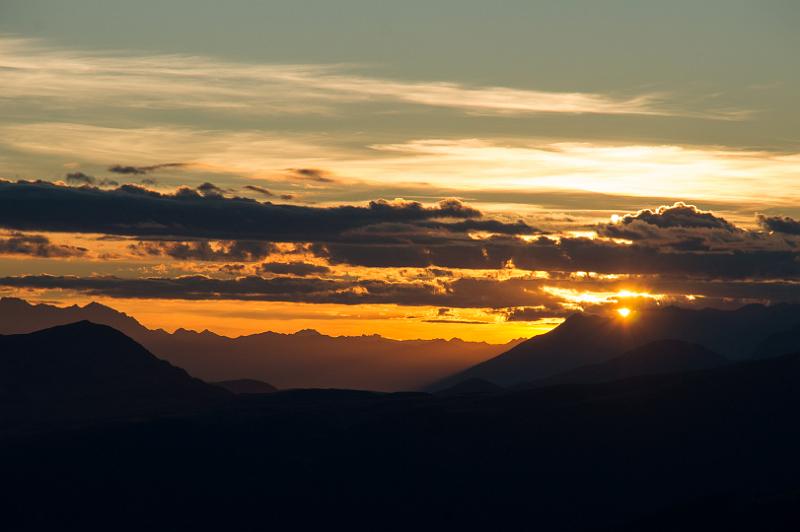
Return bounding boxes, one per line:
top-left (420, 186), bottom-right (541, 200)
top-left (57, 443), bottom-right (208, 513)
top-left (0, 297), bottom-right (522, 391)
top-left (433, 304), bottom-right (800, 388)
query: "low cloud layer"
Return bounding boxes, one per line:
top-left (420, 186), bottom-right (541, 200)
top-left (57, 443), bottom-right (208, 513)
top-left (3, 180), bottom-right (800, 314)
top-left (0, 233), bottom-right (87, 258)
top-left (0, 181), bottom-right (514, 242)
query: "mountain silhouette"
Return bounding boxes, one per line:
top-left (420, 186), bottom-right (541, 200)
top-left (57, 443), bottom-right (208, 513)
top-left (753, 321), bottom-right (800, 359)
top-left (0, 297), bottom-right (520, 391)
top-left (434, 304), bottom-right (800, 387)
top-left (5, 341), bottom-right (800, 530)
top-left (0, 321), bottom-right (229, 432)
top-left (523, 339), bottom-right (727, 389)
top-left (435, 377), bottom-right (505, 396)
top-left (213, 379), bottom-right (277, 394)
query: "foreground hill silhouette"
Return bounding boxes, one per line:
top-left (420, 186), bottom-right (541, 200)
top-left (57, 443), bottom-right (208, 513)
top-left (3, 325), bottom-right (800, 529)
top-left (213, 378), bottom-right (277, 394)
top-left (0, 322), bottom-right (229, 433)
top-left (0, 297), bottom-right (521, 391)
top-left (523, 339), bottom-right (727, 389)
top-left (434, 304), bottom-right (800, 388)
top-left (2, 321), bottom-right (800, 529)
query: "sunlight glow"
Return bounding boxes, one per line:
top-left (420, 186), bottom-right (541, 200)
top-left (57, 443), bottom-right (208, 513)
top-left (616, 307), bottom-right (631, 318)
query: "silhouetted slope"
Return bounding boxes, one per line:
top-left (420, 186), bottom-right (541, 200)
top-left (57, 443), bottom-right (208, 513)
top-left (754, 321), bottom-right (800, 359)
top-left (0, 321), bottom-right (229, 431)
top-left (0, 297), bottom-right (519, 391)
top-left (435, 304), bottom-right (800, 387)
top-left (435, 377), bottom-right (505, 396)
top-left (525, 339), bottom-right (727, 388)
top-left (213, 379), bottom-right (277, 394)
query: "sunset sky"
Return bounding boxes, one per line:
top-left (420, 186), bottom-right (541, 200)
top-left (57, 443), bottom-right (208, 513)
top-left (1, 0), bottom-right (799, 340)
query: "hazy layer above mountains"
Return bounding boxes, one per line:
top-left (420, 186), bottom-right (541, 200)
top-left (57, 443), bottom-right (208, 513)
top-left (0, 297), bottom-right (521, 391)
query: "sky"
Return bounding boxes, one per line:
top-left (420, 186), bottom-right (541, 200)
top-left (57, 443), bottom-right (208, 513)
top-left (1, 0), bottom-right (799, 340)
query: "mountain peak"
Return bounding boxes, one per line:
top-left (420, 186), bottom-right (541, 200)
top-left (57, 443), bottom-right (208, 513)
top-left (295, 328), bottom-right (323, 337)
top-left (0, 321), bottom-right (230, 424)
top-left (0, 296), bottom-right (32, 307)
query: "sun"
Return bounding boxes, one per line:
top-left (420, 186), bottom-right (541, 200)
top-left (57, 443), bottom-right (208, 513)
top-left (616, 307), bottom-right (631, 318)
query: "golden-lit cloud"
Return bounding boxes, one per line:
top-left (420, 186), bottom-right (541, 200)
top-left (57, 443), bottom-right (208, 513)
top-left (368, 140), bottom-right (800, 204)
top-left (4, 123), bottom-right (799, 208)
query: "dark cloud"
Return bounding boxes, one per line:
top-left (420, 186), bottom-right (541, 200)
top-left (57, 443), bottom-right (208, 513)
top-left (288, 168), bottom-right (336, 183)
top-left (5, 271), bottom-right (800, 310)
top-left (65, 172), bottom-right (95, 185)
top-left (219, 264), bottom-right (247, 275)
top-left (318, 233), bottom-right (800, 279)
top-left (621, 203), bottom-right (736, 230)
top-left (0, 181), bottom-right (492, 242)
top-left (598, 202), bottom-right (740, 243)
top-left (0, 274), bottom-right (561, 308)
top-left (504, 307), bottom-right (562, 321)
top-left (108, 163), bottom-right (187, 175)
top-left (64, 173), bottom-right (117, 187)
top-left (418, 218), bottom-right (538, 235)
top-left (0, 233), bottom-right (87, 258)
top-left (131, 240), bottom-right (275, 262)
top-left (243, 185), bottom-right (274, 197)
top-left (759, 215), bottom-right (800, 235)
top-left (260, 261), bottom-right (331, 276)
top-left (196, 182), bottom-right (225, 198)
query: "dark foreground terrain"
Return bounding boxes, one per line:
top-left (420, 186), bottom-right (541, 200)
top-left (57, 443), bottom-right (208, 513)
top-left (2, 322), bottom-right (800, 530)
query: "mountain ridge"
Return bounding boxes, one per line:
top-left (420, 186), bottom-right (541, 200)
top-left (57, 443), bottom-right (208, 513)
top-left (0, 297), bottom-right (522, 391)
top-left (433, 303), bottom-right (800, 388)
top-left (0, 321), bottom-right (230, 433)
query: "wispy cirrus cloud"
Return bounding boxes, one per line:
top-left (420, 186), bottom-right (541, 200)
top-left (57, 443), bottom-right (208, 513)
top-left (0, 36), bottom-right (740, 118)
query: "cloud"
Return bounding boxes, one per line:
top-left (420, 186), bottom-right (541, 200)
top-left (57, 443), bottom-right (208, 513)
top-left (108, 163), bottom-right (187, 175)
top-left (367, 140), bottom-right (800, 203)
top-left (131, 240), bottom-right (276, 262)
top-left (318, 228), bottom-right (800, 279)
top-left (0, 181), bottom-right (501, 242)
top-left (65, 172), bottom-right (95, 185)
top-left (287, 168), bottom-right (336, 183)
top-left (596, 202), bottom-right (750, 249)
top-left (759, 215), bottom-right (800, 235)
top-left (418, 218), bottom-right (538, 235)
top-left (0, 36), bottom-right (714, 118)
top-left (243, 185), bottom-right (274, 197)
top-left (8, 180), bottom-right (790, 280)
top-left (0, 274), bottom-right (560, 308)
top-left (606, 202), bottom-right (737, 231)
top-left (260, 262), bottom-right (331, 276)
top-left (7, 123), bottom-right (800, 206)
top-left (421, 319), bottom-right (491, 324)
top-left (64, 172), bottom-right (118, 187)
top-left (0, 233), bottom-right (87, 258)
top-left (504, 307), bottom-right (563, 321)
top-left (196, 182), bottom-right (225, 198)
